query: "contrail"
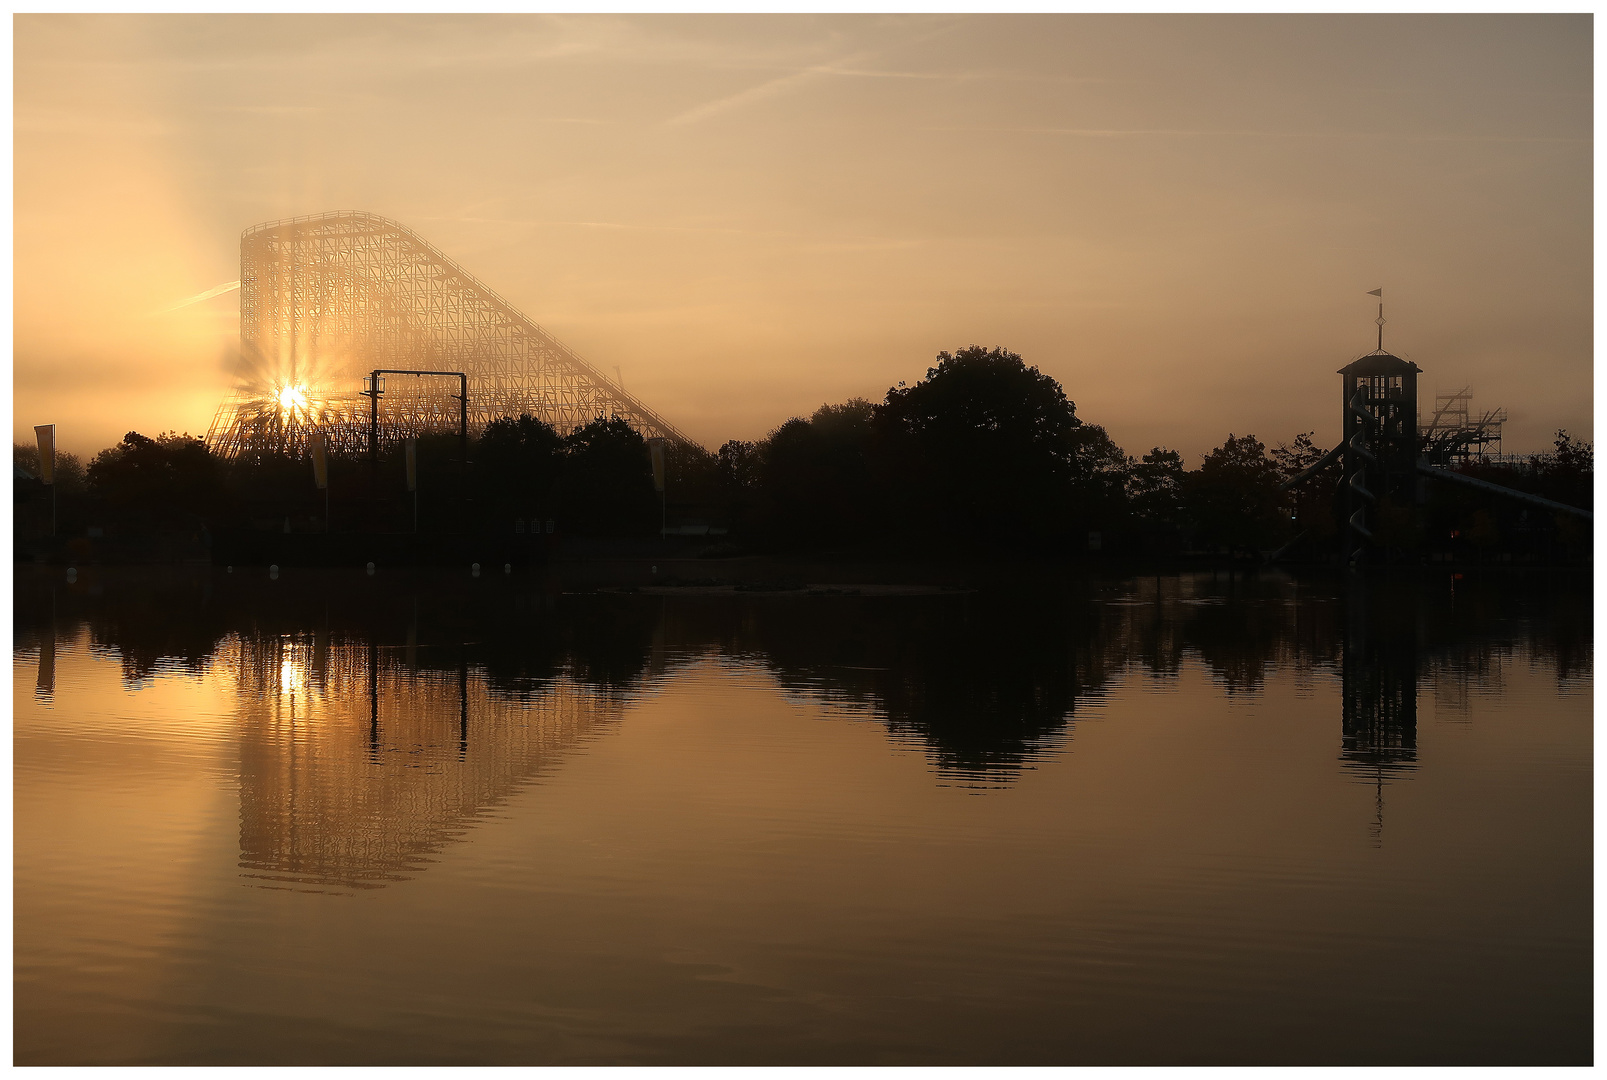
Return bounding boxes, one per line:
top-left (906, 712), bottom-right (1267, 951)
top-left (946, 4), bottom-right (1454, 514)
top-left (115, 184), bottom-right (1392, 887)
top-left (160, 279), bottom-right (241, 314)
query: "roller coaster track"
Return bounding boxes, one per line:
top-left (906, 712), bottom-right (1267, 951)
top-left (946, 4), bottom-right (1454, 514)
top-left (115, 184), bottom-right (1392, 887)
top-left (206, 211), bottom-right (694, 459)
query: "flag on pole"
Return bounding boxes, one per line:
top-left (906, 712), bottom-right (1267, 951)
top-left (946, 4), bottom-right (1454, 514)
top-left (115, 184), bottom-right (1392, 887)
top-left (405, 439), bottom-right (418, 492)
top-left (1367, 288), bottom-right (1383, 297)
top-left (33, 425), bottom-right (55, 485)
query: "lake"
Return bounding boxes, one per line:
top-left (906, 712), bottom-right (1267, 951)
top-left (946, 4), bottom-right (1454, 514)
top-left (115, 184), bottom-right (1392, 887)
top-left (12, 564), bottom-right (1592, 1065)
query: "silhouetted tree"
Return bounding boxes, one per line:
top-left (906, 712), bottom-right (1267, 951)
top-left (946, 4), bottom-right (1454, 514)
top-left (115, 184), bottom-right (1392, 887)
top-left (1066, 422), bottom-right (1130, 534)
top-left (1185, 434), bottom-right (1287, 555)
top-left (1272, 431), bottom-right (1340, 549)
top-left (871, 345), bottom-right (1084, 548)
top-left (748, 398), bottom-right (877, 548)
top-left (1128, 447), bottom-right (1186, 545)
top-left (1538, 429), bottom-right (1593, 509)
top-left (87, 431), bottom-right (226, 528)
top-left (556, 415), bottom-right (657, 536)
top-left (715, 439), bottom-right (761, 530)
top-left (13, 443), bottom-right (86, 491)
top-left (660, 441), bottom-right (724, 529)
top-left (475, 413), bottom-right (563, 525)
top-left (1270, 431), bottom-right (1329, 482)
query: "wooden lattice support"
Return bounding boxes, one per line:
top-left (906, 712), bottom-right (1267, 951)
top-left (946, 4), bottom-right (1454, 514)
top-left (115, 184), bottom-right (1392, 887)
top-left (206, 211), bottom-right (695, 459)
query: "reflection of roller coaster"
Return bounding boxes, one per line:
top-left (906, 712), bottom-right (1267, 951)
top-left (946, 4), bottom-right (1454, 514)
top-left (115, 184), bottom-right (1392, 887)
top-left (205, 211), bottom-right (693, 459)
top-left (230, 633), bottom-right (623, 890)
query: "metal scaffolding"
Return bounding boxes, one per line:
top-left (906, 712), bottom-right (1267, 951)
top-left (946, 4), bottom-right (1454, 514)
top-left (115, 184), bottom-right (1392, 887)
top-left (205, 211), bottom-right (694, 459)
top-left (1418, 386), bottom-right (1505, 465)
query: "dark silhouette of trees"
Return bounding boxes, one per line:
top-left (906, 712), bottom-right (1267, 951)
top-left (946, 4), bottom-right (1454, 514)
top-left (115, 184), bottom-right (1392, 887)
top-left (715, 438), bottom-right (761, 527)
top-left (1066, 422), bottom-right (1130, 536)
top-left (53, 346), bottom-right (1589, 564)
top-left (1272, 432), bottom-right (1340, 550)
top-left (743, 398), bottom-right (877, 548)
top-left (475, 413), bottom-right (563, 527)
top-left (1415, 428), bottom-right (1593, 562)
top-left (1185, 434), bottom-right (1288, 556)
top-left (1128, 447), bottom-right (1186, 546)
top-left (1537, 429), bottom-right (1593, 510)
top-left (87, 431), bottom-right (226, 528)
top-left (13, 443), bottom-right (86, 491)
top-left (871, 345), bottom-right (1085, 547)
top-left (555, 415), bottom-right (657, 536)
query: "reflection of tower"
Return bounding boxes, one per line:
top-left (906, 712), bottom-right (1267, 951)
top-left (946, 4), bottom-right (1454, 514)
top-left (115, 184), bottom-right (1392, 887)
top-left (230, 634), bottom-right (623, 890)
top-left (1340, 578), bottom-right (1418, 844)
top-left (35, 588), bottom-right (56, 703)
top-left (35, 629), bottom-right (55, 703)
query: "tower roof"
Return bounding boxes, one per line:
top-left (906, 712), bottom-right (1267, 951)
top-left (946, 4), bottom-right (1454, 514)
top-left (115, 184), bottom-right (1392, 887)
top-left (1338, 351), bottom-right (1421, 377)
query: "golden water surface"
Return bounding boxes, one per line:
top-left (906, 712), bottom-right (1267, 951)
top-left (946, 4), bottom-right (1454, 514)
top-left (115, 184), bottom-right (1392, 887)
top-left (13, 567), bottom-right (1592, 1064)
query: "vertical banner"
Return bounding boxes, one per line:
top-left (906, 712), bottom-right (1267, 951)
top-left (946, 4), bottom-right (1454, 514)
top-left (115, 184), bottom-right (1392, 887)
top-left (309, 434), bottom-right (328, 490)
top-left (33, 425), bottom-right (55, 485)
top-left (406, 439), bottom-right (418, 492)
top-left (648, 438), bottom-right (666, 493)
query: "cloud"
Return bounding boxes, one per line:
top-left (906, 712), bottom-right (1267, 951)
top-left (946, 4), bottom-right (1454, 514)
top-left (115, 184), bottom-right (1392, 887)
top-left (662, 64), bottom-right (841, 128)
top-left (924, 126), bottom-right (1589, 144)
top-left (158, 279), bottom-right (240, 314)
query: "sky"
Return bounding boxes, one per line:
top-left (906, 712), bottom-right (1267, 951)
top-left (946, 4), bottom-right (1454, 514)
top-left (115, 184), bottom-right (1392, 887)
top-left (13, 14), bottom-right (1593, 461)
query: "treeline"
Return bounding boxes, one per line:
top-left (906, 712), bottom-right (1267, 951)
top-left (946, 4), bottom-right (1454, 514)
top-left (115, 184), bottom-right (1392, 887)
top-left (699, 345), bottom-right (1591, 560)
top-left (14, 416), bottom-right (661, 541)
top-left (15, 344), bottom-right (1594, 561)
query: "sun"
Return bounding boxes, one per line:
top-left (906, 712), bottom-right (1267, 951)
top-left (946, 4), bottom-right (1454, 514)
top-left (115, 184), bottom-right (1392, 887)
top-left (276, 384), bottom-right (309, 412)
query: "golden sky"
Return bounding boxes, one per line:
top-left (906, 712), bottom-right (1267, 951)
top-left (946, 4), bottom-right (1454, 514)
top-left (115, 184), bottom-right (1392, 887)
top-left (13, 14), bottom-right (1592, 460)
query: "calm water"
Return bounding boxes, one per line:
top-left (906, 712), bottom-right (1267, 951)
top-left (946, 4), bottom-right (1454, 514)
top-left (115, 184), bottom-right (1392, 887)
top-left (13, 565), bottom-right (1592, 1065)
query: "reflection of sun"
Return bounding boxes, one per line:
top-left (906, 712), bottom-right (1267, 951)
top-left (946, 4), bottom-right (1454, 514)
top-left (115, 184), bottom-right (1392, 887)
top-left (279, 656), bottom-right (306, 695)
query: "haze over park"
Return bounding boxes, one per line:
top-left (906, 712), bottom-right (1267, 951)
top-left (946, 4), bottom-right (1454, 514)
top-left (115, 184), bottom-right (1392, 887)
top-left (14, 14), bottom-right (1591, 461)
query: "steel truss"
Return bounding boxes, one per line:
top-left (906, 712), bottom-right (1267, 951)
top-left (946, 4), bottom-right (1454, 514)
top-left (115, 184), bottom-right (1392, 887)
top-left (1418, 386), bottom-right (1505, 466)
top-left (205, 211), bottom-right (694, 459)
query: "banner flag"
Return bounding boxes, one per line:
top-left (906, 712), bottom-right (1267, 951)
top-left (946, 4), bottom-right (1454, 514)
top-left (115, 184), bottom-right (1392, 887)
top-left (309, 434), bottom-right (328, 490)
top-left (648, 438), bottom-right (666, 494)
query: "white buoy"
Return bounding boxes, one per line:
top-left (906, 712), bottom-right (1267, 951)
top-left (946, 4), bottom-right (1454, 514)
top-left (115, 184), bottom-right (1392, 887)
top-left (503, 563), bottom-right (512, 574)
top-left (366, 561), bottom-right (376, 575)
top-left (651, 565), bottom-right (658, 574)
top-left (471, 562), bottom-right (481, 576)
top-left (65, 567), bottom-right (77, 583)
top-left (269, 564), bottom-right (280, 579)
top-left (226, 566), bottom-right (234, 574)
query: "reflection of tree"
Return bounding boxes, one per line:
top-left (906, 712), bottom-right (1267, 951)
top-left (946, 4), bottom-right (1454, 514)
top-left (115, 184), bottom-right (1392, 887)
top-left (660, 592), bottom-right (1113, 783)
top-left (13, 565), bottom-right (1592, 802)
top-left (13, 568), bottom-right (662, 696)
top-left (1094, 572), bottom-right (1341, 694)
